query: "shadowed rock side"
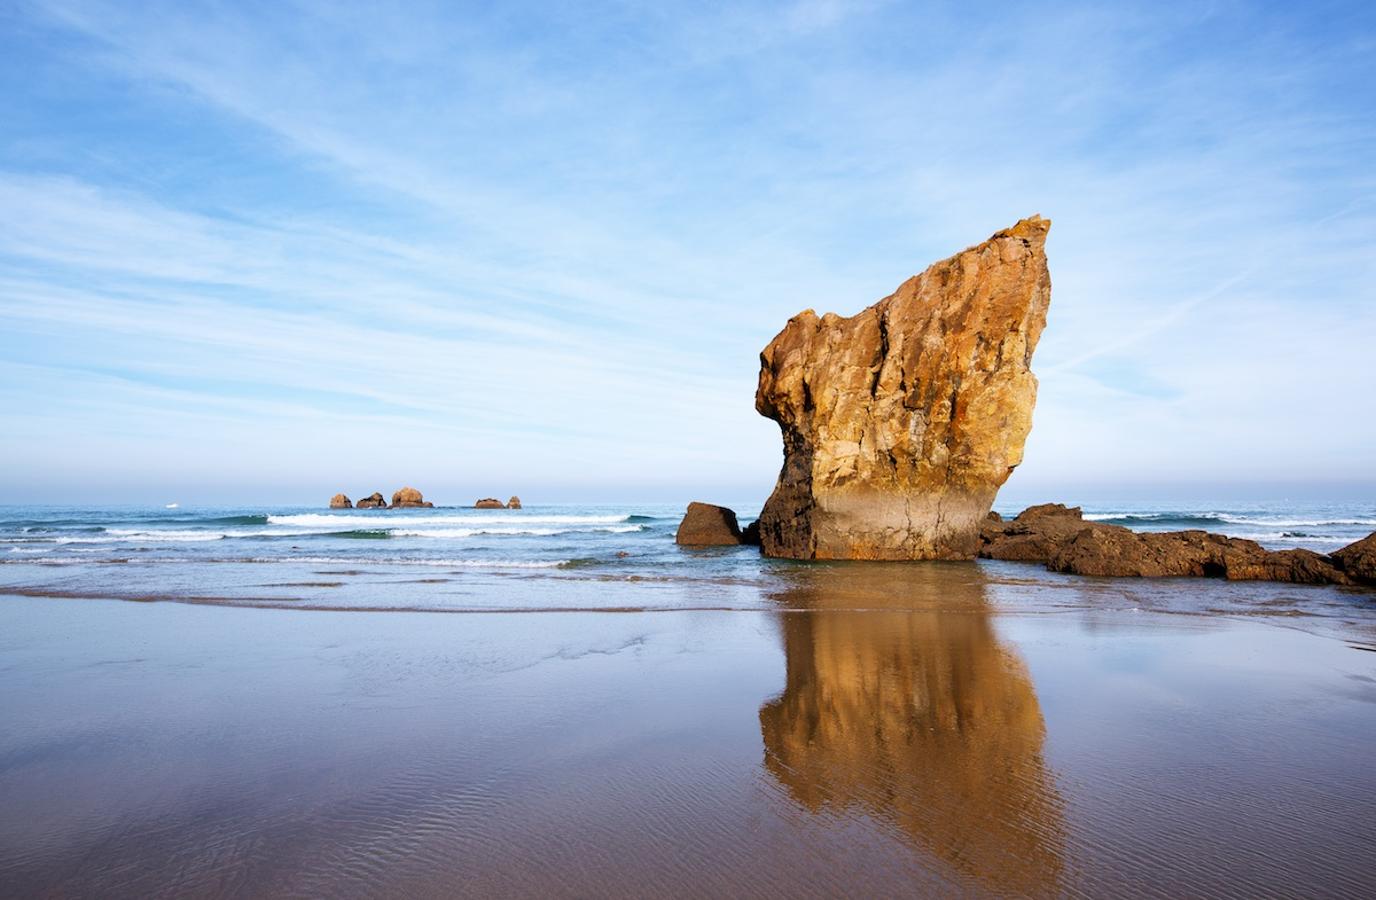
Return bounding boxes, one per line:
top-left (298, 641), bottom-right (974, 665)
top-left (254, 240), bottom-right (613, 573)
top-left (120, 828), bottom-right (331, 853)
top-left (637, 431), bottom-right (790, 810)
top-left (756, 217), bottom-right (1052, 560)
top-left (981, 504), bottom-right (1374, 586)
top-left (675, 502), bottom-right (745, 545)
top-left (1333, 533), bottom-right (1376, 584)
top-left (355, 492), bottom-right (387, 509)
top-left (759, 565), bottom-right (1064, 895)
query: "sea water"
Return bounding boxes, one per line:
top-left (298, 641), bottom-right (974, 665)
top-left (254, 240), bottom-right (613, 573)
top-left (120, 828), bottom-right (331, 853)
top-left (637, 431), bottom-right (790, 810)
top-left (3, 500), bottom-right (1376, 896)
top-left (0, 500), bottom-right (1371, 607)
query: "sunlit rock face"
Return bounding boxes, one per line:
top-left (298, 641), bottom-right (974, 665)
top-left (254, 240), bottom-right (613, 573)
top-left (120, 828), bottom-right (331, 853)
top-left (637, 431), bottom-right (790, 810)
top-left (755, 217), bottom-right (1052, 559)
top-left (758, 565), bottom-right (1064, 895)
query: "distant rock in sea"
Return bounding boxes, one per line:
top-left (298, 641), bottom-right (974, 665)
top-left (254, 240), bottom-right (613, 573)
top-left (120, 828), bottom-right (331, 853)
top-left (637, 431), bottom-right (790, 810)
top-left (981, 504), bottom-right (1374, 586)
top-left (755, 217), bottom-right (1052, 561)
top-left (507, 496), bottom-right (522, 509)
top-left (391, 486), bottom-right (434, 508)
top-left (356, 492), bottom-right (388, 509)
top-left (474, 498), bottom-right (505, 509)
top-left (329, 493), bottom-right (352, 509)
top-left (675, 502), bottom-right (747, 546)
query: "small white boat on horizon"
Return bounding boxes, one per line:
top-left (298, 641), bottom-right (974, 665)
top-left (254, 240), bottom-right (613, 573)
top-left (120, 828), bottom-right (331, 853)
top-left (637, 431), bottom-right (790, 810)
top-left (165, 502), bottom-right (180, 509)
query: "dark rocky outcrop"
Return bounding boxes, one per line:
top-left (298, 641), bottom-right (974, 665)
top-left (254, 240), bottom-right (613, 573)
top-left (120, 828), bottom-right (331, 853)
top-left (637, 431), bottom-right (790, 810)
top-left (507, 496), bottom-right (522, 510)
top-left (741, 519), bottom-right (762, 547)
top-left (755, 217), bottom-right (1052, 561)
top-left (676, 502), bottom-right (747, 546)
top-left (356, 492), bottom-right (388, 509)
top-left (329, 493), bottom-right (352, 509)
top-left (1332, 533), bottom-right (1376, 585)
top-left (474, 498), bottom-right (505, 509)
top-left (391, 486), bottom-right (434, 508)
top-left (981, 504), bottom-right (1369, 586)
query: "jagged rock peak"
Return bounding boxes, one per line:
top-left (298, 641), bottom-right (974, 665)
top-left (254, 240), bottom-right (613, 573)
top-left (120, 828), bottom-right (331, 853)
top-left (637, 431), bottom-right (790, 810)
top-left (755, 216), bottom-right (1052, 560)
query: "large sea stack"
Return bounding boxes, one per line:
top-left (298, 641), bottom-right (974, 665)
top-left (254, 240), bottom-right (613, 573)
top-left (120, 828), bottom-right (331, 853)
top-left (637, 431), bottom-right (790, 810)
top-left (755, 216), bottom-right (1052, 560)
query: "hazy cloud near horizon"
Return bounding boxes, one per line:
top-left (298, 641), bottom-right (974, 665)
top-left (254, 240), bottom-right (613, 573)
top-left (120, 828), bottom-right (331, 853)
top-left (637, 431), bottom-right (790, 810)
top-left (1, 0), bottom-right (1373, 504)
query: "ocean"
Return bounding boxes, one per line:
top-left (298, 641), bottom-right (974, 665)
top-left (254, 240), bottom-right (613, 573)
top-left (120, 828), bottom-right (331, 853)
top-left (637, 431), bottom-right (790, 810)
top-left (3, 500), bottom-right (1376, 896)
top-left (1, 499), bottom-right (1372, 608)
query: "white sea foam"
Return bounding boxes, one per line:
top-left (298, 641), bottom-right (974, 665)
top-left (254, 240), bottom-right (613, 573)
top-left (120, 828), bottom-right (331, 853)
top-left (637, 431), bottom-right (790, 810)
top-left (244, 556), bottom-right (568, 568)
top-left (266, 513), bottom-right (630, 527)
top-left (1223, 516), bottom-right (1376, 527)
top-left (391, 528), bottom-right (564, 538)
top-left (390, 524), bottom-right (643, 538)
top-left (1082, 512), bottom-right (1376, 528)
top-left (54, 531), bottom-right (225, 543)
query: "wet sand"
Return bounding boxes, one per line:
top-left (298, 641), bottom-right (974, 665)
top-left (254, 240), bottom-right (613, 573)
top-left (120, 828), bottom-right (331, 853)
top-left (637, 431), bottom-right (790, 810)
top-left (2, 564), bottom-right (1375, 897)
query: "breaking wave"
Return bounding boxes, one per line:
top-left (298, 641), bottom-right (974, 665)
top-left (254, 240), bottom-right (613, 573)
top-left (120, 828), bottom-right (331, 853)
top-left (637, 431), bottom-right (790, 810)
top-left (266, 513), bottom-right (631, 527)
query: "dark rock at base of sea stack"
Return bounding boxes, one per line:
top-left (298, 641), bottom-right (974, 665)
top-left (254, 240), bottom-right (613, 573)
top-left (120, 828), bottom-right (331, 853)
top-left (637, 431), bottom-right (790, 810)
top-left (329, 493), bottom-right (352, 509)
top-left (391, 486), bottom-right (434, 508)
top-left (676, 502), bottom-right (746, 546)
top-left (741, 519), bottom-right (762, 546)
top-left (356, 492), bottom-right (388, 509)
top-left (755, 217), bottom-right (1052, 561)
top-left (474, 498), bottom-right (504, 509)
top-left (507, 496), bottom-right (522, 509)
top-left (981, 504), bottom-right (1367, 586)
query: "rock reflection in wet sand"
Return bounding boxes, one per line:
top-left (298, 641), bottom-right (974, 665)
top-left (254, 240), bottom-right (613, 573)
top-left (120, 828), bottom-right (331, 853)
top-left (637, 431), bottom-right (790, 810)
top-left (760, 563), bottom-right (1065, 895)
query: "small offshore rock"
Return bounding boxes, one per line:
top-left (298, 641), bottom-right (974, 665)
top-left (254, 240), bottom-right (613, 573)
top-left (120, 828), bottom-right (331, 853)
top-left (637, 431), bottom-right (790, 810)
top-left (356, 492), bottom-right (388, 509)
top-left (507, 496), bottom-right (522, 509)
top-left (391, 486), bottom-right (434, 508)
top-left (474, 498), bottom-right (505, 509)
top-left (676, 502), bottom-right (745, 546)
top-left (329, 493), bottom-right (352, 509)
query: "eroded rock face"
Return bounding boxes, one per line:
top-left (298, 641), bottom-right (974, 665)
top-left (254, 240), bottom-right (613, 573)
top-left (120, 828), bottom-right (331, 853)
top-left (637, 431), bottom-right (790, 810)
top-left (756, 217), bottom-right (1052, 560)
top-left (356, 492), bottom-right (387, 509)
top-left (474, 498), bottom-right (504, 509)
top-left (981, 504), bottom-right (1361, 586)
top-left (675, 502), bottom-right (745, 546)
top-left (391, 486), bottom-right (433, 508)
top-left (329, 493), bottom-right (352, 509)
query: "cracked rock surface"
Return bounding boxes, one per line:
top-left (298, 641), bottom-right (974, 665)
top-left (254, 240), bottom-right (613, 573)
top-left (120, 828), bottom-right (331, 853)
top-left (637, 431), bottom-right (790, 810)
top-left (755, 217), bottom-right (1052, 560)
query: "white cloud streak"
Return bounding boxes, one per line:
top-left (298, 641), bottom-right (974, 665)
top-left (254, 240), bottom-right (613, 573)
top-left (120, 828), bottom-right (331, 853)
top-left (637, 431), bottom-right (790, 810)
top-left (2, 0), bottom-right (1373, 502)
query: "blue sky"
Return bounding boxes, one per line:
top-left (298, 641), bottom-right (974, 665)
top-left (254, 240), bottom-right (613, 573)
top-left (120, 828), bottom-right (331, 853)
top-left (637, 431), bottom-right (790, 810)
top-left (1, 0), bottom-right (1373, 505)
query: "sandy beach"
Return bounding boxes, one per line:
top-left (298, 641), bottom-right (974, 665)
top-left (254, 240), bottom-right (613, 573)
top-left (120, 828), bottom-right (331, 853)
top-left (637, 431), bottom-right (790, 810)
top-left (3, 556), bottom-right (1375, 897)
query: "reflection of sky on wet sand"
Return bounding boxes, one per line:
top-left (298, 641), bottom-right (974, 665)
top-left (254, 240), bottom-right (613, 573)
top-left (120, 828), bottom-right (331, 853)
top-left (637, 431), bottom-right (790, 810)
top-left (2, 565), bottom-right (1376, 896)
top-left (759, 564), bottom-right (1065, 895)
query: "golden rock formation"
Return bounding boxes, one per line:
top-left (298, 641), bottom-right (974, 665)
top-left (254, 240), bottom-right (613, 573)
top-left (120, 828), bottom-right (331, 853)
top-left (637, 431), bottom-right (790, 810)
top-left (755, 217), bottom-right (1052, 559)
top-left (391, 486), bottom-right (434, 508)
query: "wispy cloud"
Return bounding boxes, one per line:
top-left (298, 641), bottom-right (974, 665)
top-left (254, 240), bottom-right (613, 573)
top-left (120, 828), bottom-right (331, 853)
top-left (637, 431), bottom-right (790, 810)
top-left (2, 0), bottom-right (1373, 501)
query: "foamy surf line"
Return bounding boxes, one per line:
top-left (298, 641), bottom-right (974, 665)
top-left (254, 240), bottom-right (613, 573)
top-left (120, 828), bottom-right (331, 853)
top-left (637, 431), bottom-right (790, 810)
top-left (266, 513), bottom-right (632, 527)
top-left (249, 556), bottom-right (573, 568)
top-left (1, 524), bottom-right (646, 544)
top-left (0, 556), bottom-right (575, 568)
top-left (1083, 512), bottom-right (1376, 527)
